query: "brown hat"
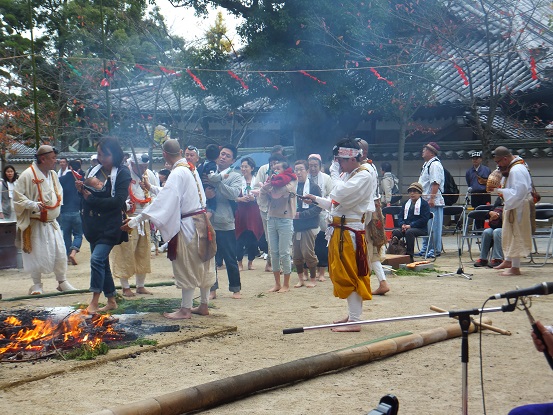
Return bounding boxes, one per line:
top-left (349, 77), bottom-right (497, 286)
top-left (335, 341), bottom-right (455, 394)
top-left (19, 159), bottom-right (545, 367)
top-left (35, 145), bottom-right (58, 157)
top-left (407, 182), bottom-right (423, 194)
top-left (424, 142), bottom-right (440, 155)
top-left (162, 139), bottom-right (181, 156)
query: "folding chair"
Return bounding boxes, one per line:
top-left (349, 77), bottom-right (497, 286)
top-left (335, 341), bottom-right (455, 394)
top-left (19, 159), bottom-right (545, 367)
top-left (461, 209), bottom-right (490, 260)
top-left (528, 208), bottom-right (553, 266)
top-left (443, 205), bottom-right (464, 234)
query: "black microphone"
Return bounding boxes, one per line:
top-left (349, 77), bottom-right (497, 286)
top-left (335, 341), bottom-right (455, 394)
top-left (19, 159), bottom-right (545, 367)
top-left (489, 282), bottom-right (553, 300)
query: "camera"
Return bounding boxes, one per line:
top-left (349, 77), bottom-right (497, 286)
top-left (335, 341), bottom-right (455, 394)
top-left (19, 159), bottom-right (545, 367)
top-left (367, 394), bottom-right (399, 415)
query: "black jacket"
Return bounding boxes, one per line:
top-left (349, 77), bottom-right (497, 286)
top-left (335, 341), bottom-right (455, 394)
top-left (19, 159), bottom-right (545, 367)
top-left (81, 165), bottom-right (131, 246)
top-left (398, 197), bottom-right (431, 229)
top-left (293, 180), bottom-right (322, 232)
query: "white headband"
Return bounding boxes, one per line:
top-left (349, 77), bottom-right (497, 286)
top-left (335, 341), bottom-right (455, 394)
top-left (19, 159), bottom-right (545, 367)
top-left (335, 147), bottom-right (363, 158)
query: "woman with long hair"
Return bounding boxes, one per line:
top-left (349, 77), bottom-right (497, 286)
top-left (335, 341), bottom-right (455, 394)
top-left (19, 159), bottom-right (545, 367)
top-left (234, 157), bottom-right (264, 271)
top-left (77, 137), bottom-right (131, 313)
top-left (1, 165), bottom-right (18, 221)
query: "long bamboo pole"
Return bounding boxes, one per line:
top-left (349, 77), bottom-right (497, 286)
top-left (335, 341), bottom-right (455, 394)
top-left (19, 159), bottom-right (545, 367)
top-left (430, 305), bottom-right (511, 335)
top-left (88, 319), bottom-right (491, 415)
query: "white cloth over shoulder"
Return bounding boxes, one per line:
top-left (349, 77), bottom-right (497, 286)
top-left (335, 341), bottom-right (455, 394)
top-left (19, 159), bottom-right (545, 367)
top-left (316, 167), bottom-right (373, 221)
top-left (501, 157), bottom-right (532, 218)
top-left (129, 160), bottom-right (204, 244)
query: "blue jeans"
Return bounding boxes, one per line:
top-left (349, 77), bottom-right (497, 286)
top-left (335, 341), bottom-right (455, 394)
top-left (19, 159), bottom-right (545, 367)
top-left (421, 206), bottom-right (444, 254)
top-left (59, 211), bottom-right (83, 255)
top-left (211, 230), bottom-right (241, 293)
top-left (89, 242), bottom-right (116, 297)
top-left (267, 217), bottom-right (293, 274)
top-left (479, 228), bottom-right (503, 261)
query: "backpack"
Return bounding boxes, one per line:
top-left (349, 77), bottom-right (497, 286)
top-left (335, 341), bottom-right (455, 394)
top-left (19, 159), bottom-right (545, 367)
top-left (389, 173), bottom-right (402, 204)
top-left (427, 159), bottom-right (459, 206)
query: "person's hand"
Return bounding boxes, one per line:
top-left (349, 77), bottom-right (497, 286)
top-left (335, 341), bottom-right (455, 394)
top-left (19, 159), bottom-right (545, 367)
top-left (121, 218), bottom-right (132, 232)
top-left (139, 180), bottom-right (151, 192)
top-left (302, 194), bottom-right (317, 205)
top-left (250, 189), bottom-right (260, 198)
top-left (75, 180), bottom-right (84, 193)
top-left (82, 188), bottom-right (91, 200)
top-left (531, 321), bottom-right (553, 357)
top-left (236, 196), bottom-right (248, 203)
top-left (201, 173), bottom-right (210, 186)
top-left (489, 211), bottom-right (499, 221)
top-left (428, 197), bottom-right (436, 207)
top-left (205, 187), bottom-right (216, 199)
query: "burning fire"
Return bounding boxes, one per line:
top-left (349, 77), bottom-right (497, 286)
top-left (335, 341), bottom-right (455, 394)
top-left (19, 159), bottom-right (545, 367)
top-left (0, 311), bottom-right (123, 361)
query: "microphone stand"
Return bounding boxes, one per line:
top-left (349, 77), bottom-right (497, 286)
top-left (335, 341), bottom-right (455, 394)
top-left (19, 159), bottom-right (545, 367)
top-left (283, 300), bottom-right (519, 415)
top-left (438, 189), bottom-right (472, 279)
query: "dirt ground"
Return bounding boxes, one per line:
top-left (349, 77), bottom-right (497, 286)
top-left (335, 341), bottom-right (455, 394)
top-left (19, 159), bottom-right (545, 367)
top-left (0, 235), bottom-right (551, 415)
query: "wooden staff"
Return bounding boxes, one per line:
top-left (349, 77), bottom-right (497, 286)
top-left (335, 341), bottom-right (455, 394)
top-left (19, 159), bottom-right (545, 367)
top-left (88, 320), bottom-right (490, 415)
top-left (430, 305), bottom-right (511, 336)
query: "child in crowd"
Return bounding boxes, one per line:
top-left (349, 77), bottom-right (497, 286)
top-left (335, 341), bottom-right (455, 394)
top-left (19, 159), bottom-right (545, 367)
top-left (198, 143), bottom-right (221, 214)
top-left (83, 176), bottom-right (104, 192)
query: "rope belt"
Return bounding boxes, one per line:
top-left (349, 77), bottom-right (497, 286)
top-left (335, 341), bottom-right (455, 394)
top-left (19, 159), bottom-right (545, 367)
top-left (330, 215), bottom-right (369, 277)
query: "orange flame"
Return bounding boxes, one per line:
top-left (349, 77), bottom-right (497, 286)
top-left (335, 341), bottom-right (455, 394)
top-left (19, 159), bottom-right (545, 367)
top-left (0, 311), bottom-right (123, 360)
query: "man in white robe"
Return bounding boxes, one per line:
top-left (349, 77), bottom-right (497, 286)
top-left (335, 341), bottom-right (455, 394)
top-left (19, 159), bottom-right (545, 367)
top-left (357, 139), bottom-right (390, 295)
top-left (14, 145), bottom-right (77, 295)
top-left (305, 138), bottom-right (374, 332)
top-left (123, 139), bottom-right (215, 319)
top-left (111, 153), bottom-right (160, 296)
top-left (491, 146), bottom-right (533, 276)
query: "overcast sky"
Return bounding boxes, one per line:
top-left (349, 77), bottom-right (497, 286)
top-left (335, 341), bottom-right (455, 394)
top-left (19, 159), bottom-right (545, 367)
top-left (154, 0), bottom-right (243, 47)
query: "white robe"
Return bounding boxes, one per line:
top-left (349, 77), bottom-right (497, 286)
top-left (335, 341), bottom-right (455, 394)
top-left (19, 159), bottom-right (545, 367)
top-left (316, 166), bottom-right (374, 229)
top-left (129, 159), bottom-right (215, 289)
top-left (14, 163), bottom-right (67, 275)
top-left (501, 158), bottom-right (533, 258)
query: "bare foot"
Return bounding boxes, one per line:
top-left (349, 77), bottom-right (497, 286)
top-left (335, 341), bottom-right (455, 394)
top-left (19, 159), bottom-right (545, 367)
top-left (68, 255), bottom-right (77, 266)
top-left (305, 281), bottom-right (316, 288)
top-left (238, 261), bottom-right (243, 271)
top-left (209, 291), bottom-right (217, 300)
top-left (277, 286), bottom-right (290, 293)
top-left (268, 286), bottom-right (281, 293)
top-left (264, 265), bottom-right (273, 272)
top-left (217, 264), bottom-right (226, 270)
top-left (499, 268), bottom-right (521, 276)
top-left (318, 276), bottom-right (326, 282)
top-left (294, 282), bottom-right (304, 288)
top-left (85, 307), bottom-right (99, 315)
top-left (232, 292), bottom-right (242, 299)
top-left (122, 288), bottom-right (136, 297)
top-left (302, 276), bottom-right (308, 281)
top-left (333, 316), bottom-right (349, 324)
top-left (164, 308), bottom-right (192, 319)
top-left (191, 303), bottom-right (209, 316)
top-left (372, 281), bottom-right (390, 296)
top-left (98, 301), bottom-right (118, 312)
top-left (248, 261), bottom-right (255, 270)
top-left (493, 261), bottom-right (512, 270)
top-left (331, 324), bottom-right (361, 332)
top-left (136, 287), bottom-right (153, 295)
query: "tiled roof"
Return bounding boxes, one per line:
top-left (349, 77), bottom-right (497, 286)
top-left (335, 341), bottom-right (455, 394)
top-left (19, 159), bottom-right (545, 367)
top-left (427, 0), bottom-right (553, 104)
